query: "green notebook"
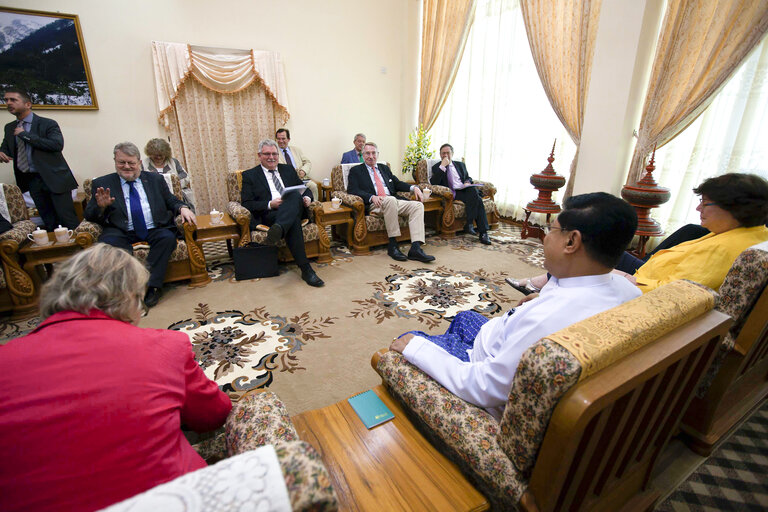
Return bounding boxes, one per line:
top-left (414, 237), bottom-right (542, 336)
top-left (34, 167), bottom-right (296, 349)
top-left (348, 389), bottom-right (395, 429)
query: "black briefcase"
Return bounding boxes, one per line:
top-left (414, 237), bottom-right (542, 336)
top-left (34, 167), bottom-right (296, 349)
top-left (233, 242), bottom-right (279, 280)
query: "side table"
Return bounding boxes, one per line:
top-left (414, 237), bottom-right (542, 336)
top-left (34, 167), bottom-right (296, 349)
top-left (194, 213), bottom-right (241, 258)
top-left (19, 233), bottom-right (82, 290)
top-left (292, 385), bottom-right (489, 511)
top-left (316, 202), bottom-right (354, 249)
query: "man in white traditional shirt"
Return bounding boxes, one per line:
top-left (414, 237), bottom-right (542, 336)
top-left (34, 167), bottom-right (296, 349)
top-left (390, 192), bottom-right (641, 419)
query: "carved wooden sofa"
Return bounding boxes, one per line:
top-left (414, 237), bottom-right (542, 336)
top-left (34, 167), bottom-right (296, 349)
top-left (371, 281), bottom-right (731, 511)
top-left (226, 170), bottom-right (331, 264)
top-left (681, 241), bottom-right (768, 455)
top-left (101, 391), bottom-right (338, 511)
top-left (0, 183), bottom-right (39, 318)
top-left (75, 174), bottom-right (210, 288)
top-left (330, 162), bottom-right (419, 254)
top-left (414, 158), bottom-right (500, 237)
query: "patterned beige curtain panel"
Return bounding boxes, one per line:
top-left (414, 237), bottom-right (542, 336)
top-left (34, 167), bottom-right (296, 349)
top-left (419, 0), bottom-right (477, 131)
top-left (151, 41), bottom-right (290, 128)
top-left (520, 0), bottom-right (603, 198)
top-left (628, 0), bottom-right (768, 184)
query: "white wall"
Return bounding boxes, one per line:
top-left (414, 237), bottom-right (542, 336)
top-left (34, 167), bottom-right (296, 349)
top-left (0, 0), bottom-right (421, 187)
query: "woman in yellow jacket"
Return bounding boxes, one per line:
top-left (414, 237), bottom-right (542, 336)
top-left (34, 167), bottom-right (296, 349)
top-left (511, 173), bottom-right (768, 294)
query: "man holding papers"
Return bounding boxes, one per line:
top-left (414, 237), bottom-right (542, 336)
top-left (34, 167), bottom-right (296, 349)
top-left (241, 139), bottom-right (324, 287)
top-left (430, 143), bottom-right (491, 245)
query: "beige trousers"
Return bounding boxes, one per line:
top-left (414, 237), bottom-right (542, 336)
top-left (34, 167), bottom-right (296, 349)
top-left (370, 196), bottom-right (425, 242)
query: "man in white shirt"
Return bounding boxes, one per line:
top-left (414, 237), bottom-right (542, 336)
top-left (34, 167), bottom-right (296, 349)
top-left (390, 192), bottom-right (641, 419)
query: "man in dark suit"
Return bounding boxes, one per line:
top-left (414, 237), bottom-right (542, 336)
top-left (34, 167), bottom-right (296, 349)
top-left (0, 88), bottom-right (79, 230)
top-left (340, 133), bottom-right (366, 164)
top-left (431, 143), bottom-right (491, 245)
top-left (347, 142), bottom-right (435, 262)
top-left (84, 142), bottom-right (196, 307)
top-left (241, 139), bottom-right (323, 287)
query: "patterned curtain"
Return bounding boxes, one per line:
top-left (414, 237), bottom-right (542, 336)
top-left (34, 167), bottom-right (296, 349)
top-left (419, 0), bottom-right (477, 131)
top-left (151, 41), bottom-right (289, 212)
top-left (627, 0), bottom-right (768, 184)
top-left (520, 0), bottom-right (603, 198)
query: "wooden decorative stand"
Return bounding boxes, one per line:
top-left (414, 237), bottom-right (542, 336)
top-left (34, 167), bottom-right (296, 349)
top-left (522, 141), bottom-right (565, 242)
top-left (621, 148), bottom-right (670, 258)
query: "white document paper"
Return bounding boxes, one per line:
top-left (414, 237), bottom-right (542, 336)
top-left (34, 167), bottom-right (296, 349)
top-left (281, 184), bottom-right (307, 197)
top-left (453, 182), bottom-right (483, 190)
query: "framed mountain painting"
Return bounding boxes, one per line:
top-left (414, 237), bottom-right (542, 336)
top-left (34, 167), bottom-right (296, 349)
top-left (0, 8), bottom-right (98, 109)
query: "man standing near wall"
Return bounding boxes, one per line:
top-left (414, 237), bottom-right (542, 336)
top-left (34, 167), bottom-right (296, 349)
top-left (341, 133), bottom-right (367, 164)
top-left (276, 128), bottom-right (318, 200)
top-left (0, 88), bottom-right (79, 230)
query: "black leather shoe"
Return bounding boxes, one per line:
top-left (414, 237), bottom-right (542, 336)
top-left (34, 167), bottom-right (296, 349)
top-left (388, 246), bottom-right (408, 261)
top-left (144, 287), bottom-right (162, 308)
top-left (266, 224), bottom-right (283, 245)
top-left (464, 225), bottom-right (477, 235)
top-left (301, 267), bottom-right (324, 287)
top-left (408, 245), bottom-right (435, 262)
top-left (479, 232), bottom-right (492, 245)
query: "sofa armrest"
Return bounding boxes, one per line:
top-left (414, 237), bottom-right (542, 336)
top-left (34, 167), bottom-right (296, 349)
top-left (0, 220), bottom-right (37, 245)
top-left (74, 220), bottom-right (102, 248)
top-left (276, 441), bottom-right (339, 511)
top-left (225, 391), bottom-right (299, 456)
top-left (227, 201), bottom-right (252, 246)
top-left (332, 191), bottom-right (366, 243)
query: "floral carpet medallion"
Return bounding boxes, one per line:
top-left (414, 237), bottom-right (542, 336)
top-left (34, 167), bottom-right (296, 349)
top-left (349, 265), bottom-right (512, 329)
top-left (169, 303), bottom-right (336, 398)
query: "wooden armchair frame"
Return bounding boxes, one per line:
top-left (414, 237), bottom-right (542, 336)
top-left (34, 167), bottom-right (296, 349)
top-left (0, 183), bottom-right (40, 318)
top-left (75, 176), bottom-right (210, 288)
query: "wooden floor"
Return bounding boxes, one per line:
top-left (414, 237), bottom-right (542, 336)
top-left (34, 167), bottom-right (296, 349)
top-left (292, 385), bottom-right (489, 512)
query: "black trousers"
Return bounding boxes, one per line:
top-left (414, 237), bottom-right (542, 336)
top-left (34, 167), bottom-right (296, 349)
top-left (27, 173), bottom-right (79, 231)
top-left (258, 193), bottom-right (309, 267)
top-left (456, 187), bottom-right (489, 232)
top-left (99, 228), bottom-right (178, 288)
top-left (615, 224), bottom-right (710, 274)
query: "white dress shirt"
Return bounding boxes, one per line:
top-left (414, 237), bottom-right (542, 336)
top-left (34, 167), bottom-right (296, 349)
top-left (402, 273), bottom-right (641, 419)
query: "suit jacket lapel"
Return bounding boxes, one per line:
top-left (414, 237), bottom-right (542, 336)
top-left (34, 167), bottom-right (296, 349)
top-left (108, 173), bottom-right (128, 221)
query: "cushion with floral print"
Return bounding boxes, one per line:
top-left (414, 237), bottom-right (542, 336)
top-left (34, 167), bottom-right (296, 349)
top-left (275, 441), bottom-right (338, 512)
top-left (225, 391), bottom-right (298, 456)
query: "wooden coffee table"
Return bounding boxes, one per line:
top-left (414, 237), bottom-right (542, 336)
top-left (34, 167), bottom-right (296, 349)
top-left (194, 213), bottom-right (241, 258)
top-left (19, 233), bottom-right (81, 289)
top-left (292, 385), bottom-right (489, 511)
top-left (318, 201), bottom-right (354, 248)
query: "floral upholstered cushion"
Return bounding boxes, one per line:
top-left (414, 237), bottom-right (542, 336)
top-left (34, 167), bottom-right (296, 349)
top-left (0, 267), bottom-right (5, 289)
top-left (376, 350), bottom-right (525, 508)
top-left (365, 214), bottom-right (409, 232)
top-left (250, 222), bottom-right (322, 246)
top-left (225, 391), bottom-right (299, 456)
top-left (0, 219), bottom-right (36, 245)
top-left (498, 340), bottom-right (581, 477)
top-left (2, 183), bottom-right (29, 223)
top-left (276, 441), bottom-right (338, 512)
top-left (716, 245), bottom-right (768, 354)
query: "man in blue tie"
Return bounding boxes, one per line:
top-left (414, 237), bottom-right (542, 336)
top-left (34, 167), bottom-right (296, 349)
top-left (84, 142), bottom-right (195, 308)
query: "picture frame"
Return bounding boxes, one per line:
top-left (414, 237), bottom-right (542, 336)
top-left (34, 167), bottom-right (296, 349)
top-left (0, 7), bottom-right (98, 109)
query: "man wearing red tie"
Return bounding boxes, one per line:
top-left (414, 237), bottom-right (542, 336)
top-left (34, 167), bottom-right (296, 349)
top-left (347, 142), bottom-right (435, 262)
top-left (0, 88), bottom-right (79, 230)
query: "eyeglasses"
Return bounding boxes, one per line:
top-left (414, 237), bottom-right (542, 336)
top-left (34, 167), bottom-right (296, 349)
top-left (544, 223), bottom-right (568, 234)
top-left (698, 198), bottom-right (717, 208)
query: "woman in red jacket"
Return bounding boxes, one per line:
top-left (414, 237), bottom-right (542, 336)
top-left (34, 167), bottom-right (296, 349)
top-left (0, 244), bottom-right (232, 512)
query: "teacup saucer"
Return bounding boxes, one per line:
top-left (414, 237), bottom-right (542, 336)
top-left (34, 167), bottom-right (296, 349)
top-left (32, 240), bottom-right (53, 247)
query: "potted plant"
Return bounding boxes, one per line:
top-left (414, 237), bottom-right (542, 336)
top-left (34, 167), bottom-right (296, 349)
top-left (402, 125), bottom-right (434, 182)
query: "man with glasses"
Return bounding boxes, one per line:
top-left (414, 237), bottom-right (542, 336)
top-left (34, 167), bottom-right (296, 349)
top-left (240, 139), bottom-right (323, 287)
top-left (389, 192), bottom-right (640, 419)
top-left (85, 142), bottom-right (196, 307)
top-left (341, 133), bottom-right (367, 164)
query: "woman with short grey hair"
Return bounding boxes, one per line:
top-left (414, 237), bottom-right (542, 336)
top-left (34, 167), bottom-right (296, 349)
top-left (142, 138), bottom-right (196, 210)
top-left (0, 243), bottom-right (232, 511)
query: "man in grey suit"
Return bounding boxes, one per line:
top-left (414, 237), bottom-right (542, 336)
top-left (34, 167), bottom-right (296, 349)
top-left (0, 88), bottom-right (79, 230)
top-left (85, 142), bottom-right (196, 307)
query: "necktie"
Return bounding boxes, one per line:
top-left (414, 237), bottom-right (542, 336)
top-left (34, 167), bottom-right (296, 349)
top-left (372, 166), bottom-right (387, 197)
top-left (15, 121), bottom-right (30, 173)
top-left (447, 163), bottom-right (461, 197)
top-left (358, 152), bottom-right (363, 163)
top-left (283, 149), bottom-right (294, 170)
top-left (269, 170), bottom-right (284, 194)
top-left (128, 180), bottom-right (149, 240)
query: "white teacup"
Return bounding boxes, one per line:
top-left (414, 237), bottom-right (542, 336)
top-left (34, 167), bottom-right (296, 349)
top-left (210, 209), bottom-right (224, 225)
top-left (54, 225), bottom-right (73, 243)
top-left (422, 188), bottom-right (432, 201)
top-left (28, 228), bottom-right (48, 246)
top-left (331, 197), bottom-right (342, 209)
top-left (322, 178), bottom-right (330, 186)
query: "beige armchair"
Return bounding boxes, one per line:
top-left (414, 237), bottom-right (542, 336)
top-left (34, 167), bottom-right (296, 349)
top-left (414, 158), bottom-right (500, 236)
top-left (0, 183), bottom-right (39, 318)
top-left (75, 174), bottom-right (210, 288)
top-left (226, 170), bottom-right (331, 263)
top-left (372, 281), bottom-right (730, 510)
top-left (329, 162), bottom-right (417, 254)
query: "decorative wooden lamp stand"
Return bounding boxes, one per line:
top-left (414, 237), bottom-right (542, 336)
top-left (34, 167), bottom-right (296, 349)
top-left (522, 141), bottom-right (566, 241)
top-left (621, 148), bottom-right (670, 258)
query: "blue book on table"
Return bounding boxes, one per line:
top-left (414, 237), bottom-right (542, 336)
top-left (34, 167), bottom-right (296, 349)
top-left (348, 389), bottom-right (395, 429)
